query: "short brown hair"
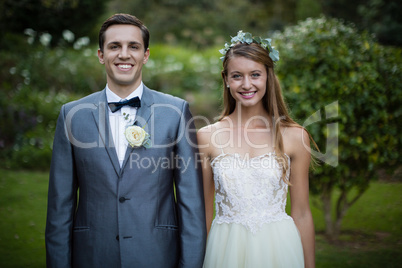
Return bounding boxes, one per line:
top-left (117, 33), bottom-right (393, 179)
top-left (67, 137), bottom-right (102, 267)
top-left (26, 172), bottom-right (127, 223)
top-left (98, 13), bottom-right (150, 52)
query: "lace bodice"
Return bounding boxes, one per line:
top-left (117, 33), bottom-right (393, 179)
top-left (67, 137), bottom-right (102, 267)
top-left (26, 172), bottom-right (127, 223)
top-left (211, 152), bottom-right (292, 234)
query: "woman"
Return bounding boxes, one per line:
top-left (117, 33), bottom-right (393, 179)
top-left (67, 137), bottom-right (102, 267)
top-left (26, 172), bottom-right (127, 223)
top-left (198, 31), bottom-right (316, 267)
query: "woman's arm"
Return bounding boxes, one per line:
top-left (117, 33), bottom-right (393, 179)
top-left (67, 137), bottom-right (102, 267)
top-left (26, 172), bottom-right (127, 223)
top-left (285, 127), bottom-right (316, 268)
top-left (197, 126), bottom-right (215, 235)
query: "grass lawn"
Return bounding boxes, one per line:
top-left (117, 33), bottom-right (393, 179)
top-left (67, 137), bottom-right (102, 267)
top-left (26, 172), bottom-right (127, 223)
top-left (0, 169), bottom-right (401, 267)
top-left (310, 182), bottom-right (402, 268)
top-left (0, 169), bottom-right (48, 267)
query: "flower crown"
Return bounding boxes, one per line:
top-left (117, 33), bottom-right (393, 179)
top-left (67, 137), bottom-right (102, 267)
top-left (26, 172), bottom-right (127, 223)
top-left (219, 30), bottom-right (279, 62)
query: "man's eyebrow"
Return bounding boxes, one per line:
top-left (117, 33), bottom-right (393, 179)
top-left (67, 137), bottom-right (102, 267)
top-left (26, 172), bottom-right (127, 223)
top-left (128, 41), bottom-right (142, 45)
top-left (128, 41), bottom-right (144, 48)
top-left (106, 41), bottom-right (120, 46)
top-left (106, 41), bottom-right (142, 46)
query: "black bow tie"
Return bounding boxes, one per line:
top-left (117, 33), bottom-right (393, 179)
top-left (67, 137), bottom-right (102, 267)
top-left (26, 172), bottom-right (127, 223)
top-left (108, 97), bottom-right (141, 113)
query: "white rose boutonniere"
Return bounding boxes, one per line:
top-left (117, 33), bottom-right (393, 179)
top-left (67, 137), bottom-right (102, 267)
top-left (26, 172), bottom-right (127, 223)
top-left (124, 125), bottom-right (152, 148)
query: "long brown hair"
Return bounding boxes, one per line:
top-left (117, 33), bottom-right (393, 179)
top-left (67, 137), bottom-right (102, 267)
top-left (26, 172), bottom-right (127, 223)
top-left (219, 42), bottom-right (315, 184)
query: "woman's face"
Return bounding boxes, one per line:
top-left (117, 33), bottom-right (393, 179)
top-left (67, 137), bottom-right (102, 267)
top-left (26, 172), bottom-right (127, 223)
top-left (225, 56), bottom-right (267, 109)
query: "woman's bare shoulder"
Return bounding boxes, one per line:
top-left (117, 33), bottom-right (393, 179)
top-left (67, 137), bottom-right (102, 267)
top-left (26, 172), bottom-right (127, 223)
top-left (282, 126), bottom-right (311, 157)
top-left (197, 121), bottom-right (221, 145)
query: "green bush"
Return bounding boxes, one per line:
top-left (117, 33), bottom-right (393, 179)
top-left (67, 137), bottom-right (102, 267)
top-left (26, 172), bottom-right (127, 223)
top-left (0, 87), bottom-right (79, 169)
top-left (274, 16), bottom-right (402, 237)
top-left (0, 36), bottom-right (101, 169)
top-left (143, 44), bottom-right (223, 122)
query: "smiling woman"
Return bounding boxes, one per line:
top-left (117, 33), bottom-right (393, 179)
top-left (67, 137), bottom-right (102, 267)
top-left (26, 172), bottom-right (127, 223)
top-left (198, 31), bottom-right (317, 268)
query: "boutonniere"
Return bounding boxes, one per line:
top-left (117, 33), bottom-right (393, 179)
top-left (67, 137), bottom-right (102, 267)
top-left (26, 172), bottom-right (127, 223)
top-left (124, 125), bottom-right (152, 148)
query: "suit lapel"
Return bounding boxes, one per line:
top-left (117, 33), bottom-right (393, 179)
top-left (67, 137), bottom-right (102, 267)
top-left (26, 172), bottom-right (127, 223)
top-left (91, 89), bottom-right (120, 176)
top-left (121, 86), bottom-right (154, 172)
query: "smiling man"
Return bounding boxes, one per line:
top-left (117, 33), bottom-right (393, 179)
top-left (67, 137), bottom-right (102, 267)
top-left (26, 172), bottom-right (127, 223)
top-left (45, 14), bottom-right (206, 268)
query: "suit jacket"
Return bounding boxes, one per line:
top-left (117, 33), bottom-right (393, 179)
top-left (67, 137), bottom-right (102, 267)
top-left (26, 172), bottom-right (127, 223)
top-left (45, 86), bottom-right (207, 268)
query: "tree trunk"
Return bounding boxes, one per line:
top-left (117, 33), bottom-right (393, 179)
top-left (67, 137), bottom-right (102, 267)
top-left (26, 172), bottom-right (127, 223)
top-left (334, 190), bottom-right (348, 238)
top-left (321, 183), bottom-right (368, 241)
top-left (321, 184), bottom-right (335, 239)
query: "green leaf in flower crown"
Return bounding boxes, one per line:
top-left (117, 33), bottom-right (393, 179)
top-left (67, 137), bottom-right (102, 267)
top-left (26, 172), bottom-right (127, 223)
top-left (269, 49), bottom-right (280, 62)
top-left (260, 40), bottom-right (268, 49)
top-left (231, 35), bottom-right (240, 43)
top-left (219, 30), bottom-right (280, 63)
top-left (232, 30), bottom-right (245, 43)
top-left (261, 38), bottom-right (271, 48)
top-left (244, 32), bottom-right (253, 44)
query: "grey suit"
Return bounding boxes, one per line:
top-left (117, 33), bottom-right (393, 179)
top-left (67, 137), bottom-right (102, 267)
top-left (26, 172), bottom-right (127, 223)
top-left (45, 86), bottom-right (207, 267)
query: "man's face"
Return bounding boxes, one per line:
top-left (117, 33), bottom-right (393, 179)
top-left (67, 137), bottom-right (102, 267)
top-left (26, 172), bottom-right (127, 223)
top-left (98, 24), bottom-right (149, 91)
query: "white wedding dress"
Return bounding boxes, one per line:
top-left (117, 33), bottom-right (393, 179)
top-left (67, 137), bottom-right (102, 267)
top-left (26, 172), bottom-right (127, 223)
top-left (203, 151), bottom-right (304, 268)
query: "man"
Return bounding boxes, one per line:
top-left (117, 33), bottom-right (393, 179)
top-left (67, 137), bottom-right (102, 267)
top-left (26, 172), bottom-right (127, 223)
top-left (45, 13), bottom-right (206, 267)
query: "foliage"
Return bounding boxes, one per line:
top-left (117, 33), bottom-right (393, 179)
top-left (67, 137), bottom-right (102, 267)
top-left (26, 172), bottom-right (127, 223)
top-left (107, 0), bottom-right (401, 48)
top-left (0, 34), bottom-right (103, 169)
top-left (1, 33), bottom-right (104, 95)
top-left (0, 88), bottom-right (77, 169)
top-left (274, 16), bottom-right (402, 238)
top-left (295, 0), bottom-right (322, 21)
top-left (0, 0), bottom-right (108, 48)
top-left (322, 0), bottom-right (402, 46)
top-left (357, 0), bottom-right (402, 47)
top-left (143, 44), bottom-right (222, 123)
top-left (106, 0), bottom-right (305, 47)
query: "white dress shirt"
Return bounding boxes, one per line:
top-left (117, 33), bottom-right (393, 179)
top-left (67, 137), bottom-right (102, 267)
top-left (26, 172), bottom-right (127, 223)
top-left (106, 82), bottom-right (143, 167)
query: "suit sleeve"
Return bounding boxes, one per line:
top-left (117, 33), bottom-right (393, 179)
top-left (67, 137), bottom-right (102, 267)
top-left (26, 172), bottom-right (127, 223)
top-left (45, 104), bottom-right (78, 268)
top-left (174, 101), bottom-right (207, 268)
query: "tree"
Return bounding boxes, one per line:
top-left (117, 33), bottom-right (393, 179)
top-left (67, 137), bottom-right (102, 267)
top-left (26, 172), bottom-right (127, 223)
top-left (0, 0), bottom-right (108, 48)
top-left (322, 0), bottom-right (402, 46)
top-left (358, 0), bottom-right (402, 47)
top-left (274, 16), bottom-right (402, 239)
top-left (0, 0), bottom-right (109, 169)
top-left (106, 0), bottom-right (307, 47)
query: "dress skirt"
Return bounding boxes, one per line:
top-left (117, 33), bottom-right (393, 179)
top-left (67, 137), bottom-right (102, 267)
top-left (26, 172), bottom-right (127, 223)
top-left (203, 218), bottom-right (304, 268)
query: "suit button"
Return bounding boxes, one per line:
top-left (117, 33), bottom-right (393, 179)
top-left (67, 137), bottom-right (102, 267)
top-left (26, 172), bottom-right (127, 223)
top-left (116, 235), bottom-right (119, 241)
top-left (119, 197), bottom-right (126, 203)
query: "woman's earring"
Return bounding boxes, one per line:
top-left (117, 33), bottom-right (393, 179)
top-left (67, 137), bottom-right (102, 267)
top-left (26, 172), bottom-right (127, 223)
top-left (227, 85), bottom-right (230, 88)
